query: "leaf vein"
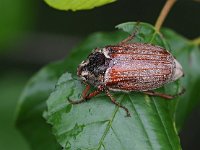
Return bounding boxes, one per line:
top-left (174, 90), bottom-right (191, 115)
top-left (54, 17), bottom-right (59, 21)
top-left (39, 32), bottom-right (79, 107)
top-left (111, 126), bottom-right (126, 149)
top-left (152, 98), bottom-right (174, 150)
top-left (129, 95), bottom-right (154, 150)
top-left (96, 95), bottom-right (123, 150)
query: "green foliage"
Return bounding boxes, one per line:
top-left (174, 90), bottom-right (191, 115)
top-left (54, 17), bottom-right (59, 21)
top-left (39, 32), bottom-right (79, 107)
top-left (44, 22), bottom-right (181, 149)
top-left (0, 0), bottom-right (34, 52)
top-left (45, 72), bottom-right (181, 149)
top-left (0, 72), bottom-right (30, 150)
top-left (44, 0), bottom-right (116, 11)
top-left (15, 61), bottom-right (67, 150)
top-left (162, 29), bottom-right (200, 131)
top-left (15, 31), bottom-right (127, 150)
top-left (15, 22), bottom-right (200, 149)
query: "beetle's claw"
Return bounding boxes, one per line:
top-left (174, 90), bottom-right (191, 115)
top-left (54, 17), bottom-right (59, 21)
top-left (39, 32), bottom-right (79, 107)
top-left (123, 107), bottom-right (131, 117)
top-left (125, 112), bottom-right (131, 117)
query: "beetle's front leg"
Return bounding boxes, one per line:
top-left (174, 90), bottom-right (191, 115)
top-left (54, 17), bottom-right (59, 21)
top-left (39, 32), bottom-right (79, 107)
top-left (68, 85), bottom-right (103, 104)
top-left (68, 84), bottom-right (90, 104)
top-left (143, 88), bottom-right (185, 99)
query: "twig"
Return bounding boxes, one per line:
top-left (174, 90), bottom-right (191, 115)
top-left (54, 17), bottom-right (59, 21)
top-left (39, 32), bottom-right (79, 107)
top-left (155, 0), bottom-right (176, 32)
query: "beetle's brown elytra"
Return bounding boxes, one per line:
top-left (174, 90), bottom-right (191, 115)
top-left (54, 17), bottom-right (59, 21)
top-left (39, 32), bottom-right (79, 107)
top-left (103, 43), bottom-right (183, 91)
top-left (69, 33), bottom-right (184, 117)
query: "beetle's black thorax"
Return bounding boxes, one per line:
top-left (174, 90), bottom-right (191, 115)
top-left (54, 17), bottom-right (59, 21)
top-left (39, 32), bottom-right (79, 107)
top-left (78, 51), bottom-right (111, 87)
top-left (87, 52), bottom-right (110, 76)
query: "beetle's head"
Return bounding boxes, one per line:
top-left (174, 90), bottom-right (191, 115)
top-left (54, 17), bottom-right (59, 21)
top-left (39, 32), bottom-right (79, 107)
top-left (77, 50), bottom-right (109, 85)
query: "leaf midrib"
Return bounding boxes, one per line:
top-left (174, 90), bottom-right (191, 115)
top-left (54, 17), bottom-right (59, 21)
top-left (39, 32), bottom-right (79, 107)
top-left (96, 95), bottom-right (123, 150)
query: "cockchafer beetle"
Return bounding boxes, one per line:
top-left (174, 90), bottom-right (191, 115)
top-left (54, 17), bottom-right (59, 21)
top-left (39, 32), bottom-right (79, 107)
top-left (68, 32), bottom-right (184, 117)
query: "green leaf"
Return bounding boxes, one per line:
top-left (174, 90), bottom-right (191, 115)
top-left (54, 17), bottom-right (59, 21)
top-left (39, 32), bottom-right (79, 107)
top-left (0, 72), bottom-right (30, 150)
top-left (15, 61), bottom-right (66, 150)
top-left (15, 31), bottom-right (127, 149)
top-left (44, 0), bottom-right (116, 11)
top-left (116, 22), bottom-right (170, 50)
top-left (45, 22), bottom-right (181, 149)
top-left (162, 28), bottom-right (200, 131)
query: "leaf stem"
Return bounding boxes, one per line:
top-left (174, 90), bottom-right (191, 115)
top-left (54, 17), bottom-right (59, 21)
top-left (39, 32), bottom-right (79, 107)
top-left (155, 0), bottom-right (176, 32)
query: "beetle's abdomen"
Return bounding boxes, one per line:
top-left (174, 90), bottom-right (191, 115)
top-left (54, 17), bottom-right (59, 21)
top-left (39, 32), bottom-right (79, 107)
top-left (104, 43), bottom-right (177, 91)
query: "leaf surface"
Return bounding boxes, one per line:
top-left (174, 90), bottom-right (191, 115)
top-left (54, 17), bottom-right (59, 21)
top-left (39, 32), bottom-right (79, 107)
top-left (45, 22), bottom-right (182, 149)
top-left (15, 31), bottom-right (127, 149)
top-left (162, 28), bottom-right (200, 131)
top-left (15, 61), bottom-right (67, 150)
top-left (44, 0), bottom-right (116, 11)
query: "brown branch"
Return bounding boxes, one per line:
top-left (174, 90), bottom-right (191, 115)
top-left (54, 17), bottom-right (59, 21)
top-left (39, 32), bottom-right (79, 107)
top-left (155, 0), bottom-right (176, 32)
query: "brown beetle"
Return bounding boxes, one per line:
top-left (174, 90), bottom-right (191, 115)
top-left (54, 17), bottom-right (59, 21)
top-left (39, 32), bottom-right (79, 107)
top-left (69, 34), bottom-right (184, 117)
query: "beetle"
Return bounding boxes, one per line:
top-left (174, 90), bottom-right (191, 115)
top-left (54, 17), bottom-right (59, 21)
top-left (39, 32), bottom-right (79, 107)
top-left (68, 33), bottom-right (184, 117)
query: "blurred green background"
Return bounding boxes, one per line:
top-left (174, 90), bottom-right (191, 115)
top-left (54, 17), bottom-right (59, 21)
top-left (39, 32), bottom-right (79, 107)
top-left (0, 0), bottom-right (199, 149)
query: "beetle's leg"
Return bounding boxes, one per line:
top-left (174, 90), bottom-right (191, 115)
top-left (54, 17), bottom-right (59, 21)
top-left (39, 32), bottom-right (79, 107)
top-left (143, 91), bottom-right (173, 99)
top-left (68, 84), bottom-right (90, 104)
top-left (143, 88), bottom-right (185, 99)
top-left (105, 90), bottom-right (131, 117)
top-left (81, 84), bottom-right (91, 98)
top-left (68, 85), bottom-right (103, 104)
top-left (119, 22), bottom-right (140, 45)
